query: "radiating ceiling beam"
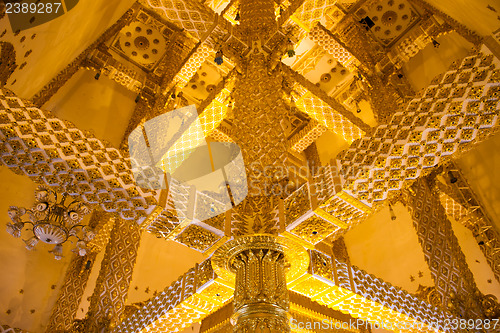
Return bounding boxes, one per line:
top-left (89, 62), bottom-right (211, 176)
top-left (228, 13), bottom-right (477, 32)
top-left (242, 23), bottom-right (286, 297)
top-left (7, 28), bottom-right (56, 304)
top-left (112, 250), bottom-right (454, 332)
top-left (283, 65), bottom-right (371, 143)
top-left (286, 46), bottom-right (500, 246)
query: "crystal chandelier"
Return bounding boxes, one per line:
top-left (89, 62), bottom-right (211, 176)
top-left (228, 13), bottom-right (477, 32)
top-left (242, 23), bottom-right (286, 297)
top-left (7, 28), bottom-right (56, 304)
top-left (6, 185), bottom-right (94, 260)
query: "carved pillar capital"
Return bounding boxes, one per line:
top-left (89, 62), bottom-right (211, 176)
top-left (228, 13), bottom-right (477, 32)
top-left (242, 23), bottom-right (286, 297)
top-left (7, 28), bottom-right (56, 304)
top-left (212, 235), bottom-right (309, 333)
top-left (232, 247), bottom-right (290, 332)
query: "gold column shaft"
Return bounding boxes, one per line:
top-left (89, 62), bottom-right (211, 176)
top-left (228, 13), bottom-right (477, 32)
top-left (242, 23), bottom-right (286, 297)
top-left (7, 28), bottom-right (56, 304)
top-left (239, 0), bottom-right (276, 40)
top-left (405, 177), bottom-right (484, 319)
top-left (231, 247), bottom-right (290, 332)
top-left (212, 235), bottom-right (310, 333)
top-left (230, 0), bottom-right (291, 236)
top-left (85, 217), bottom-right (141, 332)
top-left (45, 253), bottom-right (97, 332)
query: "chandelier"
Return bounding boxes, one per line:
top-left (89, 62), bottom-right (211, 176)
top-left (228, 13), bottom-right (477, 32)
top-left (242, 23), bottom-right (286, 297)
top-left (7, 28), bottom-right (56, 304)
top-left (5, 185), bottom-right (94, 260)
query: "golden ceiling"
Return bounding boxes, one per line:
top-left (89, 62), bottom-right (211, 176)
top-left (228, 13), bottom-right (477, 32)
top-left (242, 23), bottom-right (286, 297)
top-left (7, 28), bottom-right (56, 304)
top-left (0, 0), bottom-right (500, 332)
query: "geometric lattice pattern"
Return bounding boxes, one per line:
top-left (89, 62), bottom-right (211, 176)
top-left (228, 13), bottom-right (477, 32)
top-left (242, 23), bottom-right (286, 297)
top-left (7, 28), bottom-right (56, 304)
top-left (339, 49), bottom-right (500, 206)
top-left (111, 259), bottom-right (232, 333)
top-left (309, 23), bottom-right (361, 71)
top-left (112, 250), bottom-right (456, 333)
top-left (141, 0), bottom-right (216, 40)
top-left (0, 89), bottom-right (159, 223)
top-left (157, 82), bottom-right (233, 173)
top-left (46, 253), bottom-right (99, 332)
top-left (405, 178), bottom-right (483, 319)
top-left (294, 0), bottom-right (338, 31)
top-left (88, 218), bottom-right (142, 329)
top-left (0, 326), bottom-right (28, 333)
top-left (288, 250), bottom-right (455, 333)
top-left (317, 190), bottom-right (372, 233)
top-left (289, 119), bottom-right (328, 152)
top-left (174, 42), bottom-right (216, 88)
top-left (295, 90), bottom-right (365, 144)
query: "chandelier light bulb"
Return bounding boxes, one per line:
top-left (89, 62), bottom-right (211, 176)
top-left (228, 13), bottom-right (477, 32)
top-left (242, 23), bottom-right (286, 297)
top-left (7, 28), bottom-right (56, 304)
top-left (5, 186), bottom-right (94, 259)
top-left (49, 244), bottom-right (63, 260)
top-left (23, 237), bottom-right (39, 251)
top-left (6, 222), bottom-right (23, 238)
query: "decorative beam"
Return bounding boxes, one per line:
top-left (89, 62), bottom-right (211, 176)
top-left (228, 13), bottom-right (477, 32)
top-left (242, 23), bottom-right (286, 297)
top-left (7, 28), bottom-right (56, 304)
top-left (336, 47), bottom-right (500, 207)
top-left (308, 23), bottom-right (361, 72)
top-left (140, 0), bottom-right (217, 41)
top-left (289, 249), bottom-right (454, 333)
top-left (200, 291), bottom-right (369, 333)
top-left (289, 46), bottom-right (500, 245)
top-left (277, 0), bottom-right (308, 28)
top-left (0, 89), bottom-right (159, 223)
top-left (290, 0), bottom-right (340, 32)
top-left (111, 258), bottom-right (233, 333)
top-left (283, 65), bottom-right (370, 143)
top-left (46, 253), bottom-right (99, 332)
top-left (113, 245), bottom-right (455, 332)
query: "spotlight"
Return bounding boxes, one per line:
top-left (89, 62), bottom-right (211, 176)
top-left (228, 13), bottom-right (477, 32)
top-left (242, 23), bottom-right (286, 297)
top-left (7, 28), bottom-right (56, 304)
top-left (356, 108), bottom-right (362, 113)
top-left (286, 39), bottom-right (295, 58)
top-left (448, 171), bottom-right (457, 184)
top-left (214, 50), bottom-right (223, 65)
top-left (359, 16), bottom-right (375, 30)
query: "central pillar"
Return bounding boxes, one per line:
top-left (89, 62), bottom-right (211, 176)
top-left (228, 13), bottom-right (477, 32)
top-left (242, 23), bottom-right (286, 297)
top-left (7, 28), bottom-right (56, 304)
top-left (212, 235), bottom-right (309, 333)
top-left (232, 247), bottom-right (289, 332)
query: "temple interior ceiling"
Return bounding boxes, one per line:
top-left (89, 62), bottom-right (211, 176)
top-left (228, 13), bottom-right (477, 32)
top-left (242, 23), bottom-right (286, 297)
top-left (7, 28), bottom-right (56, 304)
top-left (1, 0), bottom-right (500, 332)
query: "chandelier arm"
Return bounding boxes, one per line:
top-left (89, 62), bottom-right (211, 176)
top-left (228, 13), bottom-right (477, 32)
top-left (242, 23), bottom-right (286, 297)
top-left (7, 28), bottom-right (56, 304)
top-left (67, 225), bottom-right (85, 242)
top-left (69, 234), bottom-right (84, 242)
top-left (69, 224), bottom-right (84, 231)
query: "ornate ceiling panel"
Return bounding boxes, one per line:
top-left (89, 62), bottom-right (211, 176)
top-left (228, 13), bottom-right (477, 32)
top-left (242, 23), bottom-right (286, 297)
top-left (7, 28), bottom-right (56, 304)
top-left (141, 0), bottom-right (217, 41)
top-left (354, 0), bottom-right (422, 47)
top-left (111, 11), bottom-right (171, 69)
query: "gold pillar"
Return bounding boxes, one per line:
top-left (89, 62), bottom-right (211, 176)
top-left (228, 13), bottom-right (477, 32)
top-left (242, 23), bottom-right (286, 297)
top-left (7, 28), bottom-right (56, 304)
top-left (405, 177), bottom-right (484, 319)
top-left (232, 247), bottom-right (290, 332)
top-left (212, 235), bottom-right (309, 333)
top-left (230, 0), bottom-right (291, 236)
top-left (45, 253), bottom-right (97, 332)
top-left (85, 217), bottom-right (141, 332)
